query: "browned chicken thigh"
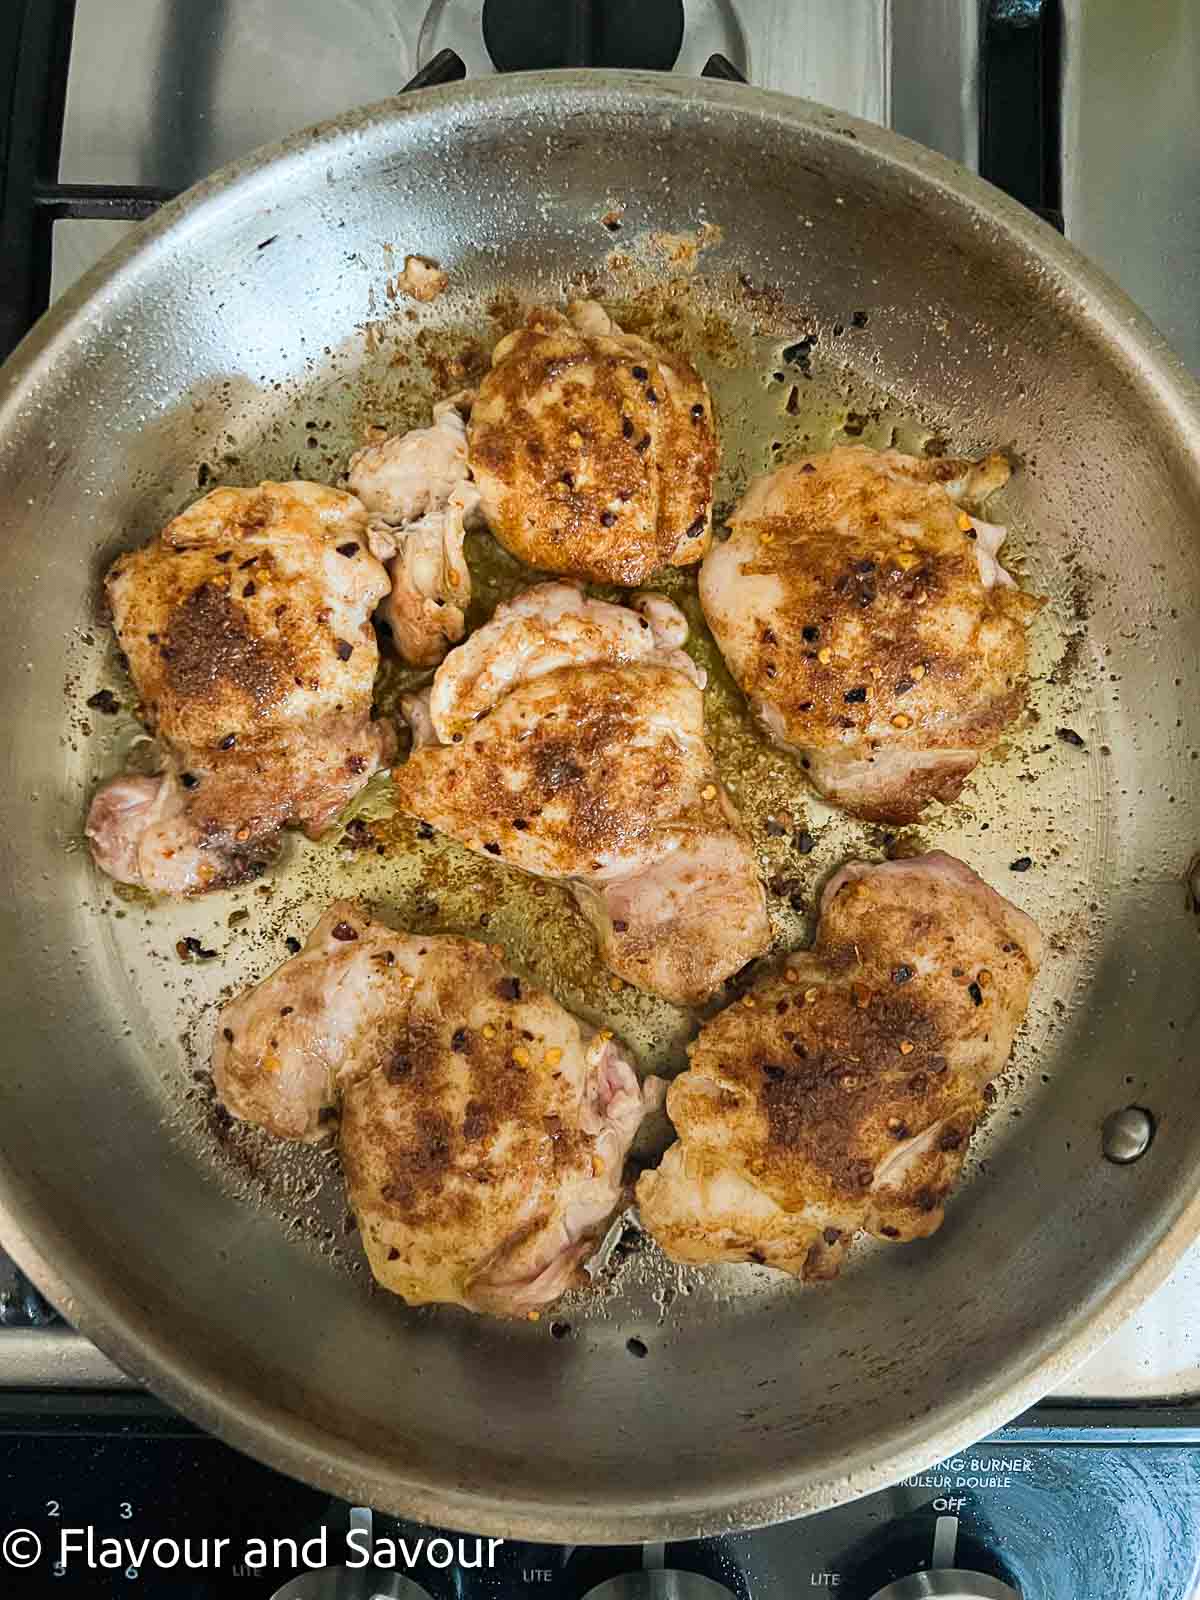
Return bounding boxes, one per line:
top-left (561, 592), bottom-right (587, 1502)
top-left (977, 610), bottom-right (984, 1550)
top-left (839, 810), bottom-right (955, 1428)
top-left (85, 481), bottom-right (392, 893)
top-left (214, 902), bottom-right (658, 1315)
top-left (467, 300), bottom-right (717, 584)
top-left (700, 447), bottom-right (1044, 822)
top-left (637, 852), bottom-right (1041, 1278)
top-left (393, 583), bottom-right (770, 1005)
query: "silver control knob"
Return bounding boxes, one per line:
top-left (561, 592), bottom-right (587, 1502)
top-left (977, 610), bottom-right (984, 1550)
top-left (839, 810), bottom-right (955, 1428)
top-left (583, 1578), bottom-right (735, 1599)
top-left (270, 1577), bottom-right (431, 1599)
top-left (269, 1509), bottom-right (431, 1599)
top-left (869, 1515), bottom-right (1020, 1600)
top-left (870, 1575), bottom-right (1020, 1600)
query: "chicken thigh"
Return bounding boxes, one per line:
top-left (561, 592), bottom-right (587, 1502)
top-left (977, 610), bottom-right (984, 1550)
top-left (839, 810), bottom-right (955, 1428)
top-left (393, 583), bottom-right (770, 1005)
top-left (214, 901), bottom-right (657, 1315)
top-left (637, 852), bottom-right (1041, 1278)
top-left (700, 446), bottom-right (1044, 822)
top-left (467, 301), bottom-right (717, 584)
top-left (85, 481), bottom-right (392, 894)
top-left (347, 394), bottom-right (481, 667)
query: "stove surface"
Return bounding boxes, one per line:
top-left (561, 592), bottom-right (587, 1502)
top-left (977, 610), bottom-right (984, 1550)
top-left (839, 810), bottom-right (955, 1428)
top-left (1, 1396), bottom-right (1199, 1598)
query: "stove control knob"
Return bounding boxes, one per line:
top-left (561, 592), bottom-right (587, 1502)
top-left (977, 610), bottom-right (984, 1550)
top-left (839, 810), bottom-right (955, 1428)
top-left (270, 1577), bottom-right (431, 1598)
top-left (582, 1575), bottom-right (735, 1599)
top-left (868, 1515), bottom-right (1020, 1600)
top-left (869, 1576), bottom-right (1019, 1600)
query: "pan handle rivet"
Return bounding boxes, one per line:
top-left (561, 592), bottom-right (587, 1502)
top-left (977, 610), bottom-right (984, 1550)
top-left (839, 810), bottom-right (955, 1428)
top-left (1102, 1106), bottom-right (1155, 1164)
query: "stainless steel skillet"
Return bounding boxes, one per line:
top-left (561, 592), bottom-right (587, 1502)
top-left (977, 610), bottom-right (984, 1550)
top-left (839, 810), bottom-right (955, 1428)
top-left (0, 72), bottom-right (1199, 1543)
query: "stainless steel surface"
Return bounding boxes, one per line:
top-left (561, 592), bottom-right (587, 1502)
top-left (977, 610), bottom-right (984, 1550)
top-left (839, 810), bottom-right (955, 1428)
top-left (1058, 1251), bottom-right (1200, 1400)
top-left (888, 0), bottom-right (979, 169)
top-left (4, 71), bottom-right (1200, 1542)
top-left (869, 1574), bottom-right (1020, 1600)
top-left (1102, 1107), bottom-right (1157, 1165)
top-left (51, 0), bottom-right (891, 299)
top-left (583, 1575), bottom-right (734, 1599)
top-left (1061, 0), bottom-right (1200, 373)
top-left (0, 1328), bottom-right (136, 1389)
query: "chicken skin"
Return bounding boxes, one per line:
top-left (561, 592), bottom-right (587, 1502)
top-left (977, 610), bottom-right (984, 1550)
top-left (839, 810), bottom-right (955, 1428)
top-left (637, 852), bottom-right (1041, 1279)
top-left (214, 901), bottom-right (658, 1315)
top-left (700, 447), bottom-right (1044, 823)
top-left (393, 583), bottom-right (770, 1005)
top-left (467, 300), bottom-right (717, 585)
top-left (348, 394), bottom-right (481, 667)
top-left (85, 481), bottom-right (392, 894)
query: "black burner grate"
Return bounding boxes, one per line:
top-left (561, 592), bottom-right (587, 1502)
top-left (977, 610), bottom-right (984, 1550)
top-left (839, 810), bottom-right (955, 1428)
top-left (483, 0), bottom-right (685, 72)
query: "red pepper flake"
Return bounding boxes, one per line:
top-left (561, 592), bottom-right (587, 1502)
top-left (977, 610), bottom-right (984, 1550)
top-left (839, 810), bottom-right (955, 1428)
top-left (336, 542), bottom-right (360, 556)
top-left (334, 639), bottom-right (353, 661)
top-left (331, 921), bottom-right (359, 942)
top-left (176, 935), bottom-right (216, 961)
top-left (484, 841), bottom-right (501, 856)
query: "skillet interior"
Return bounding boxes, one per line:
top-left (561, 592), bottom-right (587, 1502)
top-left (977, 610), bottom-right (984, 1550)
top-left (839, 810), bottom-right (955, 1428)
top-left (0, 74), bottom-right (1199, 1540)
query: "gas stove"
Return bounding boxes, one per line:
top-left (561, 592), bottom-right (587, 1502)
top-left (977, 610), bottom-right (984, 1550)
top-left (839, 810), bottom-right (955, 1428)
top-left (3, 2), bottom-right (1199, 1596)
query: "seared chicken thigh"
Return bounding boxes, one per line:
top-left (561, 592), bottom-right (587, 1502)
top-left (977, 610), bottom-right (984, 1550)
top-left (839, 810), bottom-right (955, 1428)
top-left (86, 482), bottom-right (392, 894)
top-left (467, 301), bottom-right (717, 584)
top-left (348, 394), bottom-right (481, 667)
top-left (637, 853), bottom-right (1041, 1278)
top-left (214, 901), bottom-right (658, 1315)
top-left (393, 583), bottom-right (770, 1004)
top-left (700, 447), bottom-right (1044, 822)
